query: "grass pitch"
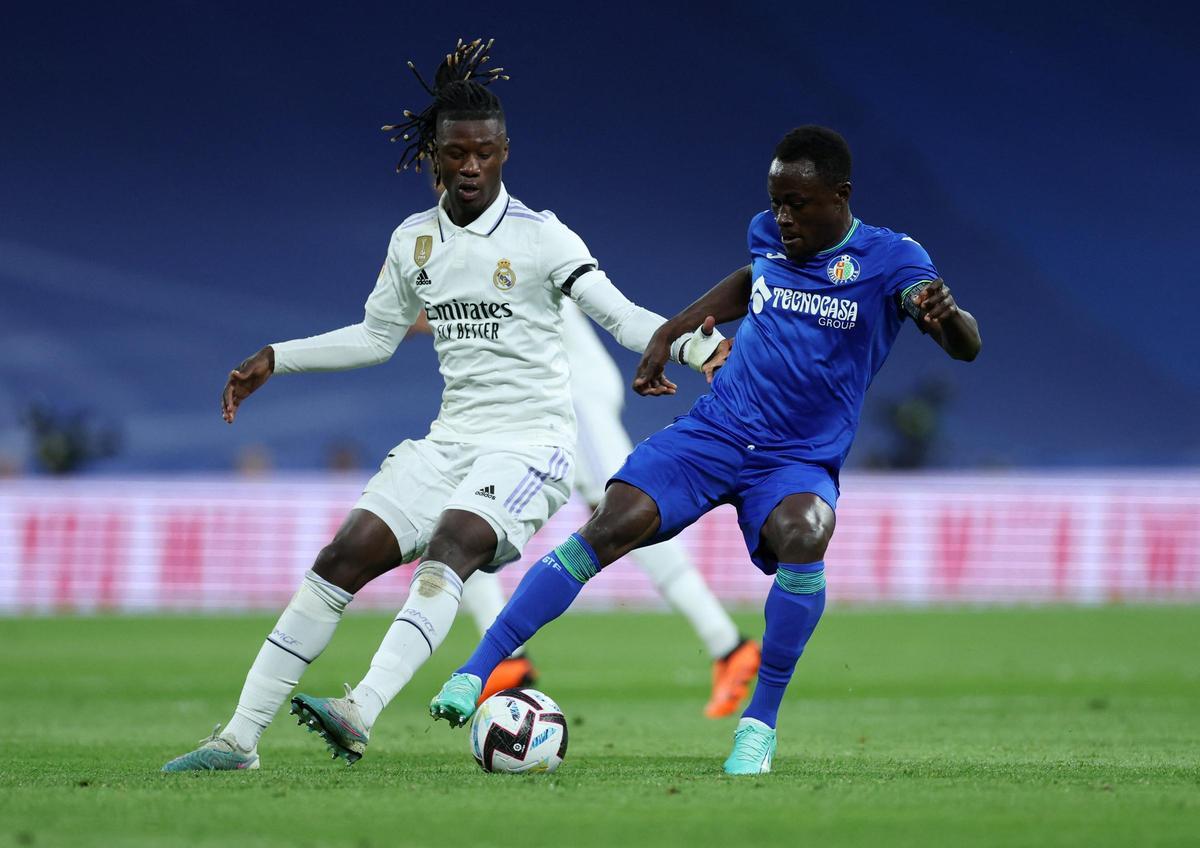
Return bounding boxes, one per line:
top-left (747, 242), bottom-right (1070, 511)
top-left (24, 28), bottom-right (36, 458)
top-left (1, 606), bottom-right (1197, 847)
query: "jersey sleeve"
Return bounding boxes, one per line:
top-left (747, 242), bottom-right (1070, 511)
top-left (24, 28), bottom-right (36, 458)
top-left (364, 227), bottom-right (424, 326)
top-left (888, 235), bottom-right (940, 330)
top-left (270, 228), bottom-right (419, 373)
top-left (539, 214), bottom-right (599, 290)
top-left (570, 269), bottom-right (666, 354)
top-left (888, 235), bottom-right (939, 298)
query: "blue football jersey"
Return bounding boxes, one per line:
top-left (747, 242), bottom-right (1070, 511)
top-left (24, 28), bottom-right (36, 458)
top-left (691, 211), bottom-right (939, 470)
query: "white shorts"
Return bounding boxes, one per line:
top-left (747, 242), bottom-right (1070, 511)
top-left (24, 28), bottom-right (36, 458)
top-left (572, 397), bottom-right (634, 506)
top-left (356, 439), bottom-right (574, 569)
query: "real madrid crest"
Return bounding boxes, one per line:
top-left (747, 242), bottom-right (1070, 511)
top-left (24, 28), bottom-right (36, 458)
top-left (826, 254), bottom-right (860, 284)
top-left (414, 235), bottom-right (433, 268)
top-left (493, 258), bottom-right (516, 291)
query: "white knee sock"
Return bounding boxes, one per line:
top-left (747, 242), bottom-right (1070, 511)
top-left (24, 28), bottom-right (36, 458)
top-left (635, 539), bottom-right (741, 659)
top-left (459, 570), bottom-right (526, 658)
top-left (352, 561), bottom-right (463, 730)
top-left (225, 570), bottom-right (353, 750)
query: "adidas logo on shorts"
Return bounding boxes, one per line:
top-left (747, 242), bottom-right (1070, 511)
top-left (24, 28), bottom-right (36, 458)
top-left (475, 484), bottom-right (496, 499)
top-left (416, 269), bottom-right (432, 287)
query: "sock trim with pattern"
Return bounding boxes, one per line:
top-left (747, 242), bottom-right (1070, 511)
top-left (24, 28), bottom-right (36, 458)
top-left (556, 533), bottom-right (601, 583)
top-left (774, 564), bottom-right (826, 594)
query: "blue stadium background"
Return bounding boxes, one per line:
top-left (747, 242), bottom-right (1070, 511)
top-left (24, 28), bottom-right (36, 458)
top-left (2, 1), bottom-right (1196, 473)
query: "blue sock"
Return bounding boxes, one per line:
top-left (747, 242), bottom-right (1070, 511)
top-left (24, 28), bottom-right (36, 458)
top-left (457, 533), bottom-right (601, 681)
top-left (742, 561), bottom-right (826, 729)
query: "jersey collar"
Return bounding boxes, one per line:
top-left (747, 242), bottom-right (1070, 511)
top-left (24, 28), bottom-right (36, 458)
top-left (437, 183), bottom-right (511, 240)
top-left (814, 217), bottom-right (861, 256)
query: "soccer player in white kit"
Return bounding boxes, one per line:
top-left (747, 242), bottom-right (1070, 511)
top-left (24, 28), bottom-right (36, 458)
top-left (458, 299), bottom-right (762, 718)
top-left (161, 40), bottom-right (721, 771)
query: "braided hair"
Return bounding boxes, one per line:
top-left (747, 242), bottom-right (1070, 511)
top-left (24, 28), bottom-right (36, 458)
top-left (382, 38), bottom-right (510, 176)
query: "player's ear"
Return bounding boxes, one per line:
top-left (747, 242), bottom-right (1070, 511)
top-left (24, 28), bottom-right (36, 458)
top-left (501, 137), bottom-right (510, 164)
top-left (836, 181), bottom-right (852, 204)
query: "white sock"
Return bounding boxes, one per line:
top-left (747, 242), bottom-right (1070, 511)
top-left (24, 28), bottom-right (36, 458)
top-left (459, 570), bottom-right (526, 658)
top-left (224, 570), bottom-right (353, 750)
top-left (352, 561), bottom-right (463, 730)
top-left (635, 539), bottom-right (741, 659)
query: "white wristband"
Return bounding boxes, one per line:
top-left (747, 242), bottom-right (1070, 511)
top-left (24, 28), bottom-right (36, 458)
top-left (670, 324), bottom-right (725, 371)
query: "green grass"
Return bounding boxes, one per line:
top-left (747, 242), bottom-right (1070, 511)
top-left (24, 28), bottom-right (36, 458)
top-left (1, 607), bottom-right (1198, 847)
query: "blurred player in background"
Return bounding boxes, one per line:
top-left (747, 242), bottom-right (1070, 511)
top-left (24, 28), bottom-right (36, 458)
top-left (431, 125), bottom-right (982, 775)
top-left (455, 298), bottom-right (761, 718)
top-left (162, 39), bottom-right (722, 772)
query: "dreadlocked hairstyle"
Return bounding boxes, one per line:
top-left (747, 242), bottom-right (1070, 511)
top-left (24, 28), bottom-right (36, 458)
top-left (382, 38), bottom-right (510, 176)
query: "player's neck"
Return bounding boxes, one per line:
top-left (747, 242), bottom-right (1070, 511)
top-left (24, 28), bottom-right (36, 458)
top-left (819, 211), bottom-right (854, 252)
top-left (445, 202), bottom-right (482, 228)
top-left (441, 184), bottom-right (504, 229)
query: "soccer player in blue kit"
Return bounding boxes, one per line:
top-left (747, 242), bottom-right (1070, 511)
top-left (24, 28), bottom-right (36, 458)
top-left (431, 126), bottom-right (982, 774)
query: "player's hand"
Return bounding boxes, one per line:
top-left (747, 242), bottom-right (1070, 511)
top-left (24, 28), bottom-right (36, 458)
top-left (637, 373), bottom-right (678, 396)
top-left (914, 278), bottom-right (958, 328)
top-left (702, 337), bottom-right (734, 384)
top-left (221, 346), bottom-right (274, 424)
top-left (633, 328), bottom-right (678, 397)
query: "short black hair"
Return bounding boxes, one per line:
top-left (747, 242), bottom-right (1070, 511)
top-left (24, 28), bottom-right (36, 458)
top-left (382, 38), bottom-right (509, 174)
top-left (773, 126), bottom-right (852, 185)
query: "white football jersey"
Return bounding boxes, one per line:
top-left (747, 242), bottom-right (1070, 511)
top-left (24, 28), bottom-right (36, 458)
top-left (366, 183), bottom-right (597, 446)
top-left (561, 299), bottom-right (625, 413)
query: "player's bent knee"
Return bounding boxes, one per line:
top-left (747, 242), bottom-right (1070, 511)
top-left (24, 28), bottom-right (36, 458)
top-left (312, 540), bottom-right (370, 593)
top-left (770, 520), bottom-right (833, 563)
top-left (580, 483), bottom-right (662, 566)
top-left (765, 495), bottom-right (836, 563)
top-left (426, 510), bottom-right (500, 579)
top-left (311, 509), bottom-right (403, 592)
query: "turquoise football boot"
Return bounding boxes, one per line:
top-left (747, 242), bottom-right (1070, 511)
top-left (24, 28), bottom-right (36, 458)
top-left (429, 673), bottom-right (483, 727)
top-left (723, 717), bottom-right (776, 775)
top-left (161, 724), bottom-right (260, 772)
top-left (290, 684), bottom-right (369, 764)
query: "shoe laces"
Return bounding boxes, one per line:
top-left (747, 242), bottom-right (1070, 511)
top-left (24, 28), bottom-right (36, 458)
top-left (733, 723), bottom-right (773, 762)
top-left (451, 672), bottom-right (478, 692)
top-left (339, 683), bottom-right (367, 727)
top-left (196, 722), bottom-right (254, 755)
top-left (198, 723), bottom-right (235, 751)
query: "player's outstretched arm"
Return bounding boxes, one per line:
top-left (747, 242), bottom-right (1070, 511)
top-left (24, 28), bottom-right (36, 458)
top-left (634, 265), bottom-right (752, 396)
top-left (221, 346), bottom-right (275, 424)
top-left (222, 312), bottom-right (412, 424)
top-left (911, 278), bottom-right (981, 361)
top-left (221, 231), bottom-right (419, 423)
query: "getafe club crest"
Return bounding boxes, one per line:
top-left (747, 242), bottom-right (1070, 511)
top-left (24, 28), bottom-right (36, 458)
top-left (826, 254), bottom-right (860, 284)
top-left (414, 235), bottom-right (433, 268)
top-left (493, 258), bottom-right (516, 291)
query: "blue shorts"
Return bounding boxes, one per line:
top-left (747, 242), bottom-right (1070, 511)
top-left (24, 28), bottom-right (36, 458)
top-left (610, 412), bottom-right (839, 574)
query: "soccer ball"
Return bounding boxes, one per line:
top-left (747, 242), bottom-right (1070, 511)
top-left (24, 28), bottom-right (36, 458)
top-left (469, 688), bottom-right (568, 774)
